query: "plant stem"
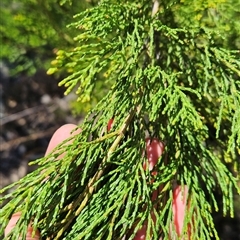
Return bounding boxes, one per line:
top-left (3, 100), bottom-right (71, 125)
top-left (54, 108), bottom-right (137, 239)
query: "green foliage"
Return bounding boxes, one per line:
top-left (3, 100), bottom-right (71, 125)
top-left (1, 0), bottom-right (240, 239)
top-left (174, 0), bottom-right (240, 49)
top-left (0, 0), bottom-right (91, 75)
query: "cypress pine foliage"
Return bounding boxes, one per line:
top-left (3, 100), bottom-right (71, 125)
top-left (1, 0), bottom-right (240, 239)
top-left (0, 0), bottom-right (90, 75)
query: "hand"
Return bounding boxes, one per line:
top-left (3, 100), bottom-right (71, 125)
top-left (5, 125), bottom-right (190, 240)
top-left (5, 124), bottom-right (80, 240)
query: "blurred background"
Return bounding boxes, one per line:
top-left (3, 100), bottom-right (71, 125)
top-left (0, 0), bottom-right (91, 190)
top-left (0, 1), bottom-right (239, 239)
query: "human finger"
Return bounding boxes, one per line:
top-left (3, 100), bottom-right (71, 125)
top-left (5, 124), bottom-right (80, 239)
top-left (45, 123), bottom-right (80, 157)
top-left (134, 138), bottom-right (164, 240)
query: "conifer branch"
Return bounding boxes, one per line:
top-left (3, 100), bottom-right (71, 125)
top-left (1, 1), bottom-right (240, 239)
top-left (54, 108), bottom-right (137, 239)
top-left (152, 0), bottom-right (159, 17)
top-left (211, 48), bottom-right (240, 77)
top-left (36, 0), bottom-right (75, 45)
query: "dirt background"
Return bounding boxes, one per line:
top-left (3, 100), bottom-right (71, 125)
top-left (0, 63), bottom-right (239, 239)
top-left (0, 64), bottom-right (83, 189)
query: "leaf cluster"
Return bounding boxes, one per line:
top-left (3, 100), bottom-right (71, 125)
top-left (1, 0), bottom-right (240, 239)
top-left (0, 0), bottom-right (91, 75)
